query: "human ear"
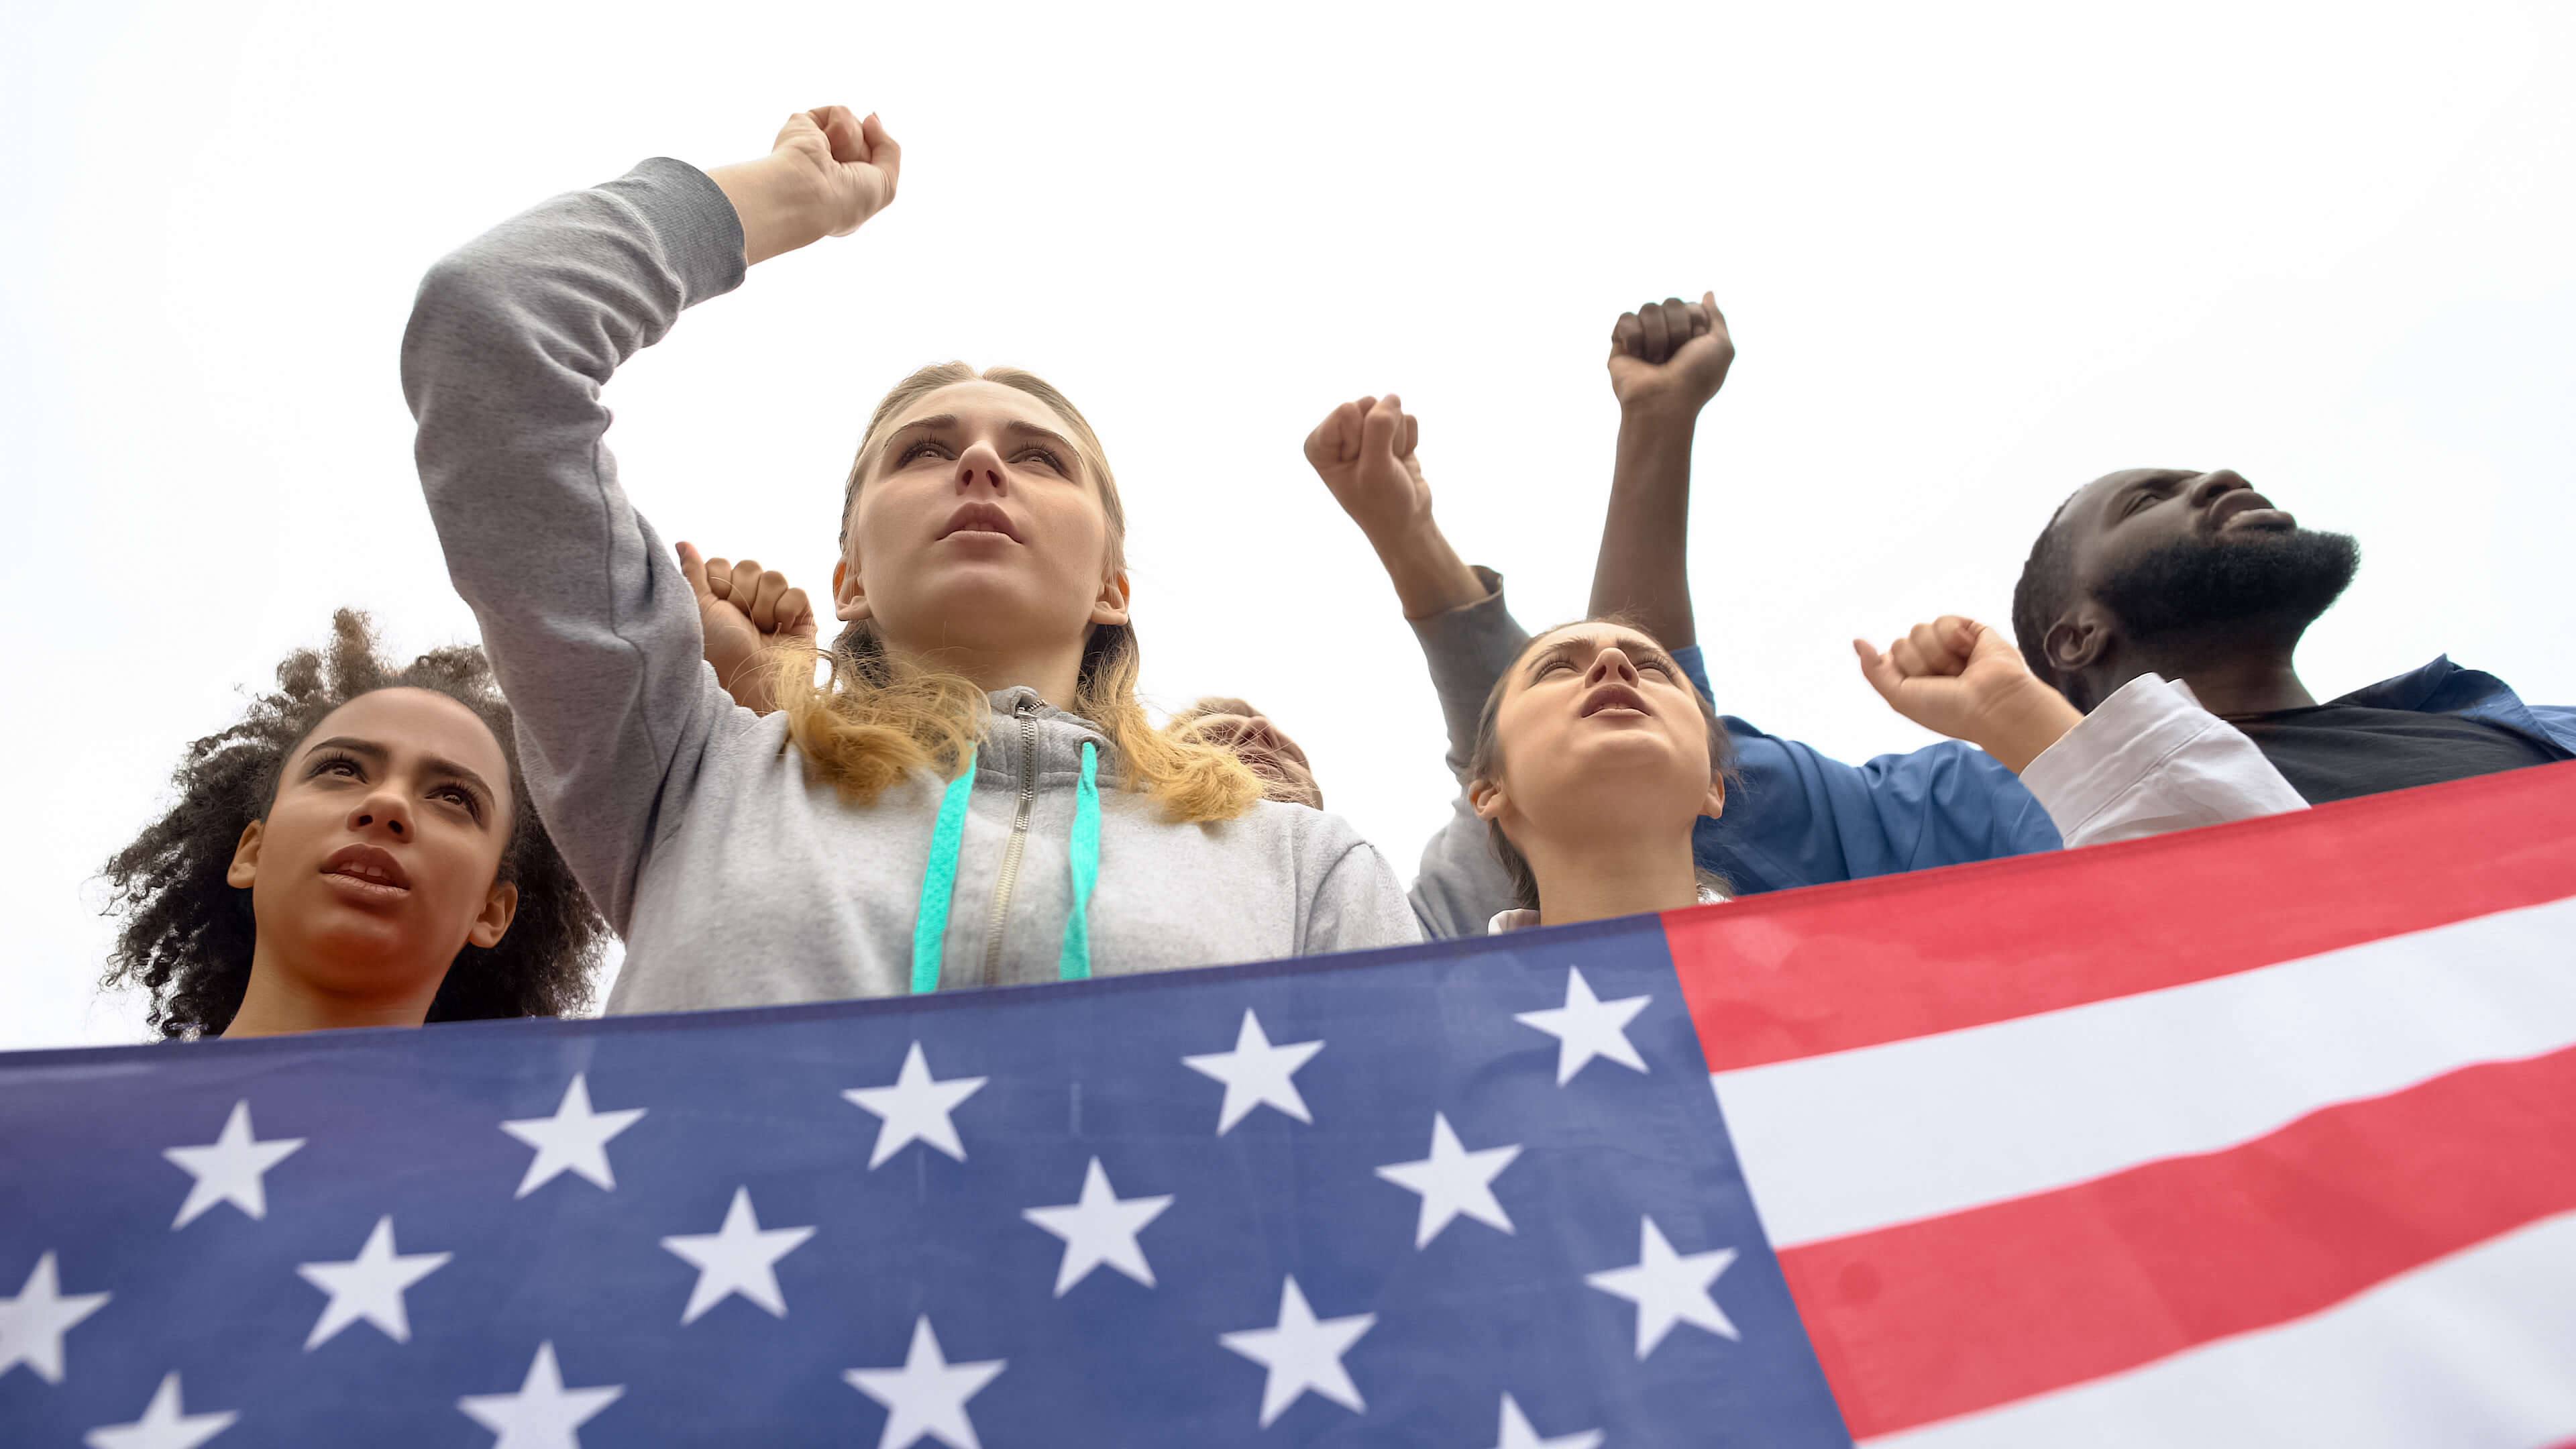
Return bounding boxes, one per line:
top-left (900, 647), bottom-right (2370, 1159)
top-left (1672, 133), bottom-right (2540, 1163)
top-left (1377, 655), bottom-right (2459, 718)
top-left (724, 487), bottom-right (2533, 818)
top-left (225, 820), bottom-right (264, 890)
top-left (1699, 773), bottom-right (1727, 821)
top-left (467, 881), bottom-right (519, 950)
top-left (2044, 606), bottom-right (2110, 675)
top-left (1089, 569), bottom-right (1132, 628)
top-left (1468, 778), bottom-right (1506, 824)
top-left (833, 557), bottom-right (873, 624)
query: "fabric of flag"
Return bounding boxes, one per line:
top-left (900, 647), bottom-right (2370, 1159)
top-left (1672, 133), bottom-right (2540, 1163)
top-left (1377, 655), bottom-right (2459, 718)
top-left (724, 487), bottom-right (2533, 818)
top-left (0, 883), bottom-right (1848, 1444)
top-left (11, 764), bottom-right (2575, 1447)
top-left (1679, 759), bottom-right (2576, 1446)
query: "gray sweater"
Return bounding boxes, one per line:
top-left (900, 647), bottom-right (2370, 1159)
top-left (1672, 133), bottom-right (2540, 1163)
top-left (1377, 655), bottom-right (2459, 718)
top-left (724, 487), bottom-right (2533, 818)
top-left (402, 158), bottom-right (1420, 1013)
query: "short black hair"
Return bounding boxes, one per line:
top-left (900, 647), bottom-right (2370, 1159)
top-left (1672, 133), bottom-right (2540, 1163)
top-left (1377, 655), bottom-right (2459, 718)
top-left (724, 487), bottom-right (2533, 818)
top-left (99, 610), bottom-right (606, 1039)
top-left (2010, 488), bottom-right (2088, 689)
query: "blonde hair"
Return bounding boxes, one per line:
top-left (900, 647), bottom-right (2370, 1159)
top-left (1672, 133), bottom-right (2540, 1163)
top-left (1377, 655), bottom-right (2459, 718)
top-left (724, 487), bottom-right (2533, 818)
top-left (769, 362), bottom-right (1263, 824)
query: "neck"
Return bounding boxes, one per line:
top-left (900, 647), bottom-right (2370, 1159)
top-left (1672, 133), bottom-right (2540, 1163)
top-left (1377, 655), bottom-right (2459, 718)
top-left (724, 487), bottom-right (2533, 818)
top-left (897, 639), bottom-right (1086, 712)
top-left (2090, 619), bottom-right (2316, 716)
top-left (221, 941), bottom-right (443, 1038)
top-left (1519, 822), bottom-right (1703, 928)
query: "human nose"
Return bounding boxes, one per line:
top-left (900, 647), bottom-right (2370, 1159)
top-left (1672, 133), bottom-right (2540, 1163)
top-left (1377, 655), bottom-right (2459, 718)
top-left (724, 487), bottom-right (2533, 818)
top-left (2190, 470), bottom-right (2252, 508)
top-left (1587, 647), bottom-right (1640, 686)
top-left (345, 788), bottom-right (413, 841)
top-left (955, 441), bottom-right (1008, 496)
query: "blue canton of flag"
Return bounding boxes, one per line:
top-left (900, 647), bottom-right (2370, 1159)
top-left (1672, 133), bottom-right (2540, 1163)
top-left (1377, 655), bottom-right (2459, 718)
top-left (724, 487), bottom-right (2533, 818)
top-left (1, 918), bottom-right (1851, 1446)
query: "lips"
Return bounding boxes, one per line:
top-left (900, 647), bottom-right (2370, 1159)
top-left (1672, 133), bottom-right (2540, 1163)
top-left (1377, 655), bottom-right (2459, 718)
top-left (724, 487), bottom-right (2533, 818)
top-left (320, 843), bottom-right (411, 900)
top-left (936, 501), bottom-right (1023, 543)
top-left (2206, 488), bottom-right (2293, 531)
top-left (1580, 683), bottom-right (1652, 718)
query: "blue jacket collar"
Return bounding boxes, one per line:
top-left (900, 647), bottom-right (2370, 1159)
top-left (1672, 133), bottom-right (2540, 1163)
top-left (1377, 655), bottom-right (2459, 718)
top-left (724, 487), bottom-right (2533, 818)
top-left (2331, 657), bottom-right (2575, 756)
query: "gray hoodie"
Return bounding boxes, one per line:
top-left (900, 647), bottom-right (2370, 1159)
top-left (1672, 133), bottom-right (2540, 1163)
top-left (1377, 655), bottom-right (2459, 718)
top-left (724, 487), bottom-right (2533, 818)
top-left (402, 158), bottom-right (1421, 1013)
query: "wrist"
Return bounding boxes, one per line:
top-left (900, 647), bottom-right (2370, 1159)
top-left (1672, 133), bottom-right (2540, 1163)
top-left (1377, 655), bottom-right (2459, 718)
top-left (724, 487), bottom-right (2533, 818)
top-left (1972, 682), bottom-right (2085, 774)
top-left (707, 152), bottom-right (831, 266)
top-left (1616, 392), bottom-right (1708, 435)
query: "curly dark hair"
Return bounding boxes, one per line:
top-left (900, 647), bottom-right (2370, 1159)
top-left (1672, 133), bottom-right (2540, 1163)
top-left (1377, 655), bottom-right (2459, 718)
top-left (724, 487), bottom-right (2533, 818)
top-left (100, 610), bottom-right (606, 1039)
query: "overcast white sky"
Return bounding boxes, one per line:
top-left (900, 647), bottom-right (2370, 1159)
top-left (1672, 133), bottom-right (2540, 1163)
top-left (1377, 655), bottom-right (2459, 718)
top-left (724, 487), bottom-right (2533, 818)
top-left (5, 1), bottom-right (2571, 1049)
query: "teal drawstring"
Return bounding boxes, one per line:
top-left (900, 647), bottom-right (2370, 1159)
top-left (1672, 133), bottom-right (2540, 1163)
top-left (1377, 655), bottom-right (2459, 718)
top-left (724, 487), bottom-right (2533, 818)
top-left (910, 746), bottom-right (978, 995)
top-left (1057, 741), bottom-right (1102, 982)
top-left (909, 737), bottom-right (1104, 993)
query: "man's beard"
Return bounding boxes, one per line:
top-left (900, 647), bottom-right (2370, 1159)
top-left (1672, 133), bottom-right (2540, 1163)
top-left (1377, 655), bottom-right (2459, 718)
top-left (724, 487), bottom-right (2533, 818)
top-left (2094, 528), bottom-right (2361, 643)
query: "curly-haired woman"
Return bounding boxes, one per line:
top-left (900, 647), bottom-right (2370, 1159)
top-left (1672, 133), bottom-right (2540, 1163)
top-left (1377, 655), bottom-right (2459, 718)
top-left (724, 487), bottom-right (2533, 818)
top-left (101, 611), bottom-right (606, 1038)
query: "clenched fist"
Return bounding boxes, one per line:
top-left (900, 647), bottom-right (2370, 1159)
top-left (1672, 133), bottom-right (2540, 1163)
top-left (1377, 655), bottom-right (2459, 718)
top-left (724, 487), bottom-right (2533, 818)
top-left (680, 542), bottom-right (816, 714)
top-left (1853, 616), bottom-right (2082, 774)
top-left (709, 107), bottom-right (902, 266)
top-left (1304, 394), bottom-right (1430, 546)
top-left (1608, 293), bottom-right (1733, 415)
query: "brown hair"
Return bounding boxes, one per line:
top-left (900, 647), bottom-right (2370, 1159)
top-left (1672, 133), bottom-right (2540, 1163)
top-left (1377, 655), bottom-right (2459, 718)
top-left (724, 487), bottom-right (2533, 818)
top-left (769, 362), bottom-right (1263, 823)
top-left (1466, 618), bottom-right (1736, 913)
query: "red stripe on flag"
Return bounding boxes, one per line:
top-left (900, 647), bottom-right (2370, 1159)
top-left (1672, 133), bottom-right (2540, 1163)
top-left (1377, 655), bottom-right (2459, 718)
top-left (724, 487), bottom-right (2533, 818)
top-left (1670, 760), bottom-right (2576, 1072)
top-left (1776, 1042), bottom-right (2576, 1440)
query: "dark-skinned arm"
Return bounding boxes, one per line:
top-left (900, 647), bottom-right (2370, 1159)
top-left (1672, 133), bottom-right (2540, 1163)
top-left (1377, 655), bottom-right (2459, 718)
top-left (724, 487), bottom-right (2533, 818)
top-left (1587, 293), bottom-right (1734, 650)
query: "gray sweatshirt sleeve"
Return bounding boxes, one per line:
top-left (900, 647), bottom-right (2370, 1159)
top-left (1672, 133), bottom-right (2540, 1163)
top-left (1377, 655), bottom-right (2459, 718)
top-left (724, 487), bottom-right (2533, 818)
top-left (401, 158), bottom-right (751, 933)
top-left (1403, 568), bottom-right (1532, 939)
top-left (1305, 841), bottom-right (1427, 952)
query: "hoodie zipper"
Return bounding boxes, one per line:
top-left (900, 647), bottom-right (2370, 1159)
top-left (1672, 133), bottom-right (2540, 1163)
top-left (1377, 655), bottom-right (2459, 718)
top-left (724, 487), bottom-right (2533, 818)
top-left (979, 699), bottom-right (1040, 983)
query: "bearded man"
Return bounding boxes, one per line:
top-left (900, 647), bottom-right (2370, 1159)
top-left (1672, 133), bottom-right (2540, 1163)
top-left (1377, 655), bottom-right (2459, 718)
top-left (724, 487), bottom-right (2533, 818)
top-left (2011, 468), bottom-right (2575, 804)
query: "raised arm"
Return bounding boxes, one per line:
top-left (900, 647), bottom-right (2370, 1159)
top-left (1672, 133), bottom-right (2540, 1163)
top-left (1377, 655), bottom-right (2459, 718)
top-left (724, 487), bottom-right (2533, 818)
top-left (402, 107), bottom-right (896, 929)
top-left (1589, 293), bottom-right (1734, 648)
top-left (1304, 395), bottom-right (1486, 621)
top-left (1856, 615), bottom-right (2306, 847)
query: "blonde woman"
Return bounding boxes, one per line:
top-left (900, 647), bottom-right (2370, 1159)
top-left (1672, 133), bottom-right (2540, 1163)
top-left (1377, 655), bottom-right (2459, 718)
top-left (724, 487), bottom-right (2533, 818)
top-left (402, 106), bottom-right (1417, 1011)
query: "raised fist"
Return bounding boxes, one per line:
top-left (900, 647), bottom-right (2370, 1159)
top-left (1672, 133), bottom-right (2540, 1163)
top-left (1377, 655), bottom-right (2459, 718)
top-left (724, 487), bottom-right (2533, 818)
top-left (1853, 616), bottom-right (2082, 773)
top-left (1607, 292), bottom-right (1734, 415)
top-left (680, 542), bottom-right (817, 715)
top-left (771, 107), bottom-right (902, 239)
top-left (1304, 394), bottom-right (1431, 545)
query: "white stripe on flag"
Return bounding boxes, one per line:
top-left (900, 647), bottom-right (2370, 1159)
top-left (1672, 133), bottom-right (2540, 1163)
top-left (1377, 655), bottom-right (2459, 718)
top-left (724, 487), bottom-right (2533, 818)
top-left (1715, 895), bottom-right (2576, 1248)
top-left (1869, 1209), bottom-right (2576, 1448)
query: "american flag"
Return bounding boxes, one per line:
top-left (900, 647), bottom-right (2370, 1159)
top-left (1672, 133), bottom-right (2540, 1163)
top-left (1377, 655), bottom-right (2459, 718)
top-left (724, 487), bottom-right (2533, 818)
top-left (9, 765), bottom-right (2573, 1448)
top-left (1682, 758), bottom-right (2576, 1446)
top-left (0, 876), bottom-right (1844, 1442)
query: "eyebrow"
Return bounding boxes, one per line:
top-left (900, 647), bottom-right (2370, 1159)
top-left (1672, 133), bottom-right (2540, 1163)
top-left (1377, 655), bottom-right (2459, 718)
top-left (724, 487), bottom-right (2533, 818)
top-left (301, 735), bottom-right (498, 804)
top-left (879, 415), bottom-right (1079, 467)
top-left (1523, 634), bottom-right (1677, 679)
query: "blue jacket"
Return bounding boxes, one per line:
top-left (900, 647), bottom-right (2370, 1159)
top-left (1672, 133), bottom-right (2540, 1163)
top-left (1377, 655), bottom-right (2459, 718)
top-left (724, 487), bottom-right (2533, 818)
top-left (1677, 648), bottom-right (2574, 897)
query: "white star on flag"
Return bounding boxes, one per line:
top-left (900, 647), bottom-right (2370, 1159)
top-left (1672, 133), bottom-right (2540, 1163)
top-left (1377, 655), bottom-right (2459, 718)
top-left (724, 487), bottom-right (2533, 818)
top-left (661, 1186), bottom-right (815, 1324)
top-left (1585, 1215), bottom-right (1739, 1358)
top-left (1515, 968), bottom-right (1651, 1085)
top-left (842, 1315), bottom-right (1006, 1449)
top-left (297, 1215), bottom-right (451, 1350)
top-left (1492, 1393), bottom-right (1603, 1449)
top-left (457, 1341), bottom-right (624, 1449)
top-left (164, 1099), bottom-right (305, 1228)
top-left (81, 1373), bottom-right (235, 1449)
top-left (1375, 1112), bottom-right (1522, 1248)
top-left (842, 1042), bottom-right (987, 1169)
top-left (1182, 1008), bottom-right (1325, 1134)
top-left (501, 1074), bottom-right (645, 1198)
top-left (1021, 1157), bottom-right (1174, 1296)
top-left (1218, 1275), bottom-right (1377, 1428)
top-left (1, 1250), bottom-right (111, 1383)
